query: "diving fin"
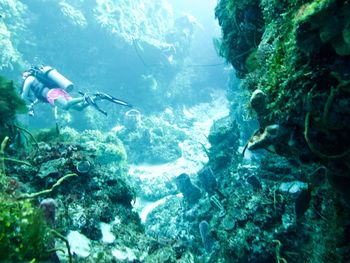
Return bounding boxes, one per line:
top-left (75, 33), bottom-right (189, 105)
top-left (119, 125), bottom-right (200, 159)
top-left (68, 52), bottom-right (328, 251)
top-left (79, 91), bottom-right (108, 116)
top-left (95, 92), bottom-right (132, 108)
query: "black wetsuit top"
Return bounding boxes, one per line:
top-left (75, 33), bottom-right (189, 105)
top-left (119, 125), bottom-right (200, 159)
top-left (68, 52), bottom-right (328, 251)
top-left (25, 76), bottom-right (51, 102)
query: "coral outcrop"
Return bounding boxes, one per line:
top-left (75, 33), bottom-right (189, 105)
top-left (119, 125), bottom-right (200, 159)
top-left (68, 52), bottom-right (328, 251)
top-left (214, 0), bottom-right (350, 261)
top-left (216, 0), bottom-right (350, 169)
top-left (0, 126), bottom-right (141, 261)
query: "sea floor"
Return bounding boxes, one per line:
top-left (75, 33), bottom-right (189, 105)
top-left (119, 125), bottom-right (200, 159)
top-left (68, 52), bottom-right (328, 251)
top-left (129, 89), bottom-right (229, 224)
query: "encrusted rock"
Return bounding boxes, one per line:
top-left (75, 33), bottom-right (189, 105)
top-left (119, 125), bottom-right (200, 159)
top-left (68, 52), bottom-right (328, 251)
top-left (248, 124), bottom-right (288, 151)
top-left (246, 175), bottom-right (262, 190)
top-left (38, 158), bottom-right (67, 178)
top-left (279, 181), bottom-right (308, 198)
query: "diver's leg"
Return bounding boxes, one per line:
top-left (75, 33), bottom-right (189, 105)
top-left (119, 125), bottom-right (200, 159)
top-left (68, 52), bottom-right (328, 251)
top-left (70, 101), bottom-right (90, 111)
top-left (69, 94), bottom-right (104, 111)
top-left (70, 94), bottom-right (104, 111)
top-left (54, 97), bottom-right (87, 111)
top-left (54, 94), bottom-right (103, 111)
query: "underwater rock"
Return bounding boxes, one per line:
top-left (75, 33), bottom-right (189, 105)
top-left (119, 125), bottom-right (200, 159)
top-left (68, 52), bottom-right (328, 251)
top-left (38, 158), bottom-right (66, 178)
top-left (68, 203), bottom-right (87, 230)
top-left (294, 0), bottom-right (341, 55)
top-left (279, 181), bottom-right (308, 198)
top-left (246, 175), bottom-right (262, 191)
top-left (208, 116), bottom-right (239, 169)
top-left (132, 173), bottom-right (177, 202)
top-left (0, 3), bottom-right (27, 70)
top-left (81, 217), bottom-right (102, 241)
top-left (106, 180), bottom-right (134, 206)
top-left (4, 126), bottom-right (145, 261)
top-left (208, 116), bottom-right (236, 145)
top-left (214, 0), bottom-right (263, 77)
top-left (74, 130), bottom-right (127, 166)
top-left (164, 13), bottom-right (199, 61)
top-left (100, 222), bottom-right (115, 244)
top-left (214, 1), bottom-right (350, 261)
top-left (67, 231), bottom-right (91, 258)
top-left (175, 173), bottom-right (201, 205)
top-left (112, 247), bottom-right (137, 262)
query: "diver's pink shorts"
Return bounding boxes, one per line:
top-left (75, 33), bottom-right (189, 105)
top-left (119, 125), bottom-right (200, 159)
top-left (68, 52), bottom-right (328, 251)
top-left (47, 88), bottom-right (72, 105)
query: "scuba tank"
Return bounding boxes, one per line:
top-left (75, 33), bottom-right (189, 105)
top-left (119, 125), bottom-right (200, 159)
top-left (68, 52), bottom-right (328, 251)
top-left (39, 66), bottom-right (74, 92)
top-left (28, 65), bottom-right (74, 92)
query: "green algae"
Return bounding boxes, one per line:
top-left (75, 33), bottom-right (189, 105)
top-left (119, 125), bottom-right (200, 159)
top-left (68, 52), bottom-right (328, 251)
top-left (0, 76), bottom-right (27, 141)
top-left (293, 0), bottom-right (335, 23)
top-left (0, 197), bottom-right (52, 262)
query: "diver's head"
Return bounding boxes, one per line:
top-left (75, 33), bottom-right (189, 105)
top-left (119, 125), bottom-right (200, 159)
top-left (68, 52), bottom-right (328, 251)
top-left (22, 71), bottom-right (31, 79)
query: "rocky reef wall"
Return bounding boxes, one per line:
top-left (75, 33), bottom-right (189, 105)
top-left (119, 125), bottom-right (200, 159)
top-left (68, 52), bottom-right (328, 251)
top-left (213, 0), bottom-right (350, 261)
top-left (216, 0), bottom-right (350, 167)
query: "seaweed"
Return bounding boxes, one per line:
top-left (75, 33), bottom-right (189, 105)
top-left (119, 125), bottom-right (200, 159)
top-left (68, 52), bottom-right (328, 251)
top-left (0, 196), bottom-right (52, 262)
top-left (0, 75), bottom-right (27, 141)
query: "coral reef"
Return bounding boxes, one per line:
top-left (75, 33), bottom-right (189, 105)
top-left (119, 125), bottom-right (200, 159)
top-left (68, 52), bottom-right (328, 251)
top-left (216, 0), bottom-right (350, 168)
top-left (208, 115), bottom-right (240, 170)
top-left (215, 0), bottom-right (350, 261)
top-left (0, 136), bottom-right (54, 262)
top-left (0, 125), bottom-right (143, 261)
top-left (2, 0), bottom-right (349, 261)
top-left (215, 0), bottom-right (264, 78)
top-left (118, 112), bottom-right (185, 164)
top-left (0, 1), bottom-right (27, 73)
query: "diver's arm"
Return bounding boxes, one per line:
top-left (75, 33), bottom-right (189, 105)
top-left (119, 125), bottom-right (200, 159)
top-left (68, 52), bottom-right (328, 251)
top-left (21, 76), bottom-right (38, 116)
top-left (21, 76), bottom-right (35, 102)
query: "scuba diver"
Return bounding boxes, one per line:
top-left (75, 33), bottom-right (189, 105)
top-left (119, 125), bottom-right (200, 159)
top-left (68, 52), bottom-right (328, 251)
top-left (21, 65), bottom-right (132, 116)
